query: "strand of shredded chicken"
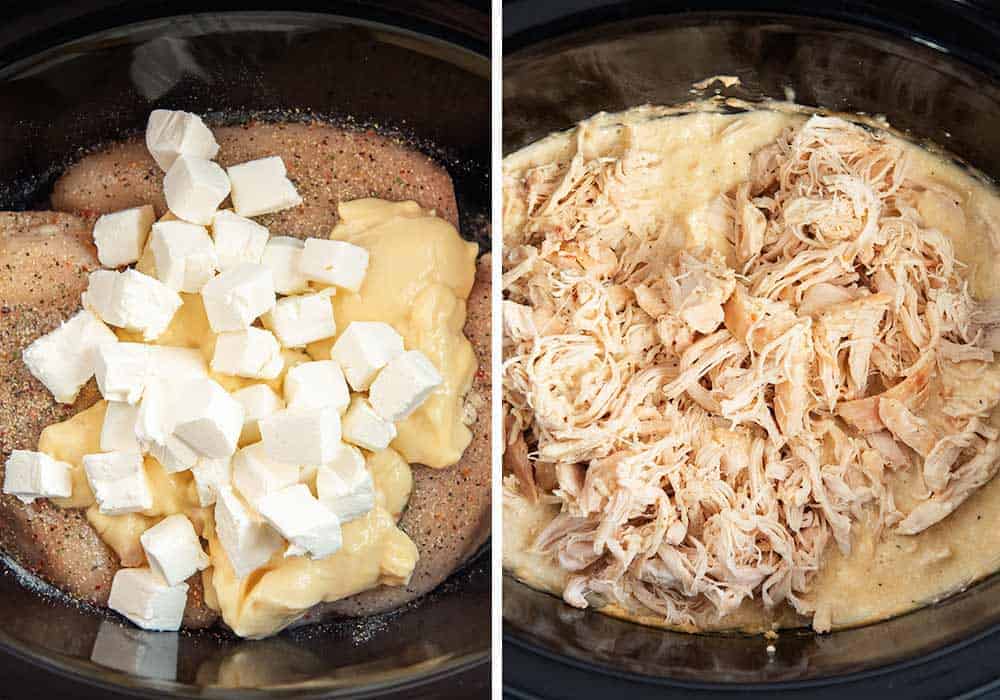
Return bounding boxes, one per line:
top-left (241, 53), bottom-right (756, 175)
top-left (502, 114), bottom-right (1000, 630)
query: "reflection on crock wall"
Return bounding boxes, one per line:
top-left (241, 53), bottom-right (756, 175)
top-left (502, 91), bottom-right (1000, 635)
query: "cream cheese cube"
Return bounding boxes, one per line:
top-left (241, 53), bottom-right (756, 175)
top-left (151, 437), bottom-right (199, 474)
top-left (83, 451), bottom-right (153, 515)
top-left (145, 109), bottom-right (219, 171)
top-left (300, 239), bottom-right (369, 292)
top-left (108, 567), bottom-right (188, 631)
top-left (82, 269), bottom-right (182, 341)
top-left (93, 205), bottom-right (156, 268)
top-left (95, 343), bottom-right (152, 404)
top-left (22, 309), bottom-right (119, 404)
top-left (214, 486), bottom-right (283, 579)
top-left (100, 401), bottom-right (141, 453)
top-left (256, 484), bottom-right (342, 559)
top-left (211, 210), bottom-right (269, 270)
top-left (201, 263), bottom-right (276, 333)
top-left (283, 360), bottom-right (349, 413)
top-left (191, 456), bottom-right (232, 507)
top-left (259, 406), bottom-right (341, 466)
top-left (232, 442), bottom-right (300, 505)
top-left (149, 220), bottom-right (218, 292)
top-left (163, 155), bottom-right (231, 225)
top-left (139, 513), bottom-right (209, 586)
top-left (96, 344), bottom-right (206, 405)
top-left (3, 450), bottom-right (73, 504)
top-left (211, 328), bottom-right (283, 379)
top-left (135, 378), bottom-right (202, 473)
top-left (148, 346), bottom-right (208, 381)
top-left (260, 237), bottom-right (309, 295)
top-left (341, 396), bottom-right (396, 451)
top-left (330, 321), bottom-right (404, 391)
top-left (232, 384), bottom-right (284, 445)
top-left (262, 291), bottom-right (336, 348)
top-left (369, 350), bottom-right (443, 422)
top-left (316, 444), bottom-right (374, 523)
top-left (171, 378), bottom-right (244, 458)
top-left (227, 156), bottom-right (302, 217)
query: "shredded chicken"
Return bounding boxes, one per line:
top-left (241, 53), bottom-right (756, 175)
top-left (503, 114), bottom-right (1000, 631)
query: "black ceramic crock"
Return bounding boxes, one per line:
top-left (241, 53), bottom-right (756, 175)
top-left (503, 1), bottom-right (1000, 698)
top-left (0, 1), bottom-right (490, 697)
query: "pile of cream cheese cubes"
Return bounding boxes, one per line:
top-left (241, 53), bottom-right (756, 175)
top-left (5, 110), bottom-right (443, 632)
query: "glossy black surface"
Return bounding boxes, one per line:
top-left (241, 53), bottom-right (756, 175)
top-left (0, 3), bottom-right (489, 697)
top-left (504, 1), bottom-right (1000, 694)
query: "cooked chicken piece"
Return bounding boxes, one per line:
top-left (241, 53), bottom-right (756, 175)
top-left (798, 283), bottom-right (859, 317)
top-left (664, 331), bottom-right (744, 399)
top-left (813, 294), bottom-right (890, 407)
top-left (503, 300), bottom-right (536, 344)
top-left (940, 339), bottom-right (994, 363)
top-left (898, 439), bottom-right (1000, 534)
top-left (722, 285), bottom-right (797, 352)
top-left (866, 431), bottom-right (911, 469)
top-left (774, 323), bottom-right (812, 438)
top-left (878, 398), bottom-right (937, 456)
top-left (837, 352), bottom-right (935, 433)
top-left (505, 430), bottom-right (534, 503)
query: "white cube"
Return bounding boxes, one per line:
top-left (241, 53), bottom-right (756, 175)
top-left (95, 343), bottom-right (151, 404)
top-left (300, 239), bottom-right (369, 292)
top-left (149, 220), bottom-right (218, 293)
top-left (22, 309), bottom-right (119, 404)
top-left (259, 405), bottom-right (340, 466)
top-left (83, 269), bottom-right (182, 341)
top-left (163, 155), bottom-right (231, 225)
top-left (134, 378), bottom-right (200, 473)
top-left (231, 384), bottom-right (284, 445)
top-left (316, 444), bottom-right (375, 523)
top-left (211, 210), bottom-right (269, 270)
top-left (96, 344), bottom-right (205, 405)
top-left (100, 401), bottom-right (141, 453)
top-left (211, 328), bottom-right (283, 379)
top-left (83, 451), bottom-right (152, 515)
top-left (330, 321), bottom-right (404, 391)
top-left (201, 263), bottom-right (276, 333)
top-left (145, 109), bottom-right (219, 171)
top-left (147, 346), bottom-right (208, 381)
top-left (232, 442), bottom-right (300, 505)
top-left (139, 513), bottom-right (209, 586)
top-left (227, 156), bottom-right (302, 217)
top-left (3, 450), bottom-right (73, 504)
top-left (214, 486), bottom-right (283, 579)
top-left (151, 436), bottom-right (199, 474)
top-left (171, 378), bottom-right (244, 458)
top-left (260, 236), bottom-right (309, 295)
top-left (262, 291), bottom-right (336, 348)
top-left (93, 205), bottom-right (156, 268)
top-left (283, 360), bottom-right (349, 413)
top-left (108, 568), bottom-right (189, 631)
top-left (369, 350), bottom-right (443, 422)
top-left (190, 456), bottom-right (232, 507)
top-left (341, 396), bottom-right (397, 451)
top-left (256, 484), bottom-right (342, 560)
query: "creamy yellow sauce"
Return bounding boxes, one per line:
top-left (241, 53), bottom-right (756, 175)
top-left (323, 199), bottom-right (479, 468)
top-left (39, 199), bottom-right (476, 637)
top-left (503, 106), bottom-right (1000, 633)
